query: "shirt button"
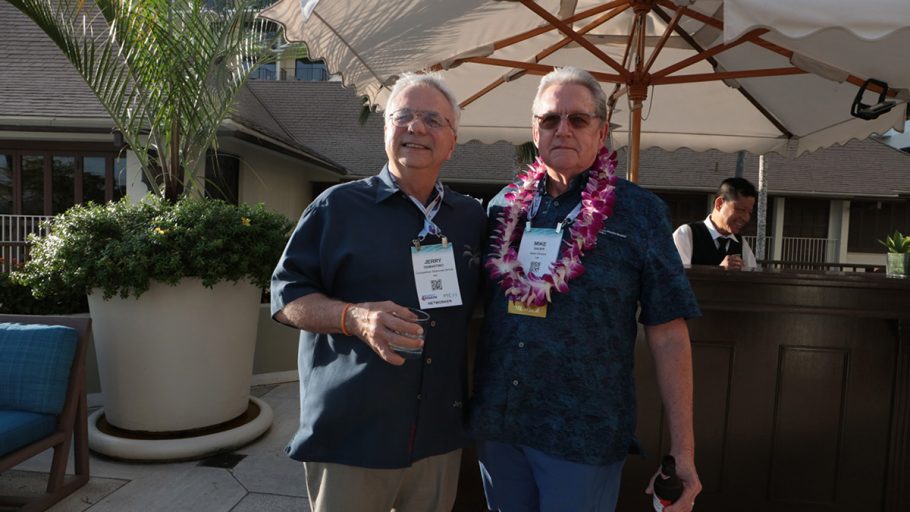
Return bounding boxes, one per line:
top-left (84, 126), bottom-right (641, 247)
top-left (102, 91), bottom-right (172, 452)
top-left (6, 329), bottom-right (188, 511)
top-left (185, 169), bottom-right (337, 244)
top-left (417, 393), bottom-right (422, 400)
top-left (426, 357), bottom-right (433, 365)
top-left (518, 342), bottom-right (525, 348)
top-left (554, 200), bottom-right (560, 206)
top-left (430, 320), bottom-right (437, 327)
top-left (512, 379), bottom-right (519, 386)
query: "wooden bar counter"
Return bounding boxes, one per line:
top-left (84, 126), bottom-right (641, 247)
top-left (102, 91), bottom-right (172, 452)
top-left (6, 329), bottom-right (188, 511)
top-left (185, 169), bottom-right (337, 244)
top-left (620, 267), bottom-right (910, 512)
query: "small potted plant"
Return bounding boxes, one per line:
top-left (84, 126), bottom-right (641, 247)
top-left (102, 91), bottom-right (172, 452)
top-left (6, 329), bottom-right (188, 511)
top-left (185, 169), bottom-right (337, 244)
top-left (13, 196), bottom-right (292, 437)
top-left (879, 230), bottom-right (910, 277)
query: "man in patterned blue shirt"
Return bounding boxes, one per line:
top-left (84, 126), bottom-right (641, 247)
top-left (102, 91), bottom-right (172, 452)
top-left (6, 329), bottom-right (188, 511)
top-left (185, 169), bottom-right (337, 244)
top-left (469, 67), bottom-right (702, 512)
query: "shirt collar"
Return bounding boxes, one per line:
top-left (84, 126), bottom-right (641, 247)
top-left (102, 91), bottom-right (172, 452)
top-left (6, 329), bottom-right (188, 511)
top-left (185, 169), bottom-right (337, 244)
top-left (375, 164), bottom-right (451, 207)
top-left (538, 170), bottom-right (590, 199)
top-left (704, 215), bottom-right (739, 242)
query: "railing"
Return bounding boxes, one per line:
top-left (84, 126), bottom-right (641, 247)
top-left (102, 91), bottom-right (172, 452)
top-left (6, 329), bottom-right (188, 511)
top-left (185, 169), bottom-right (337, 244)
top-left (743, 236), bottom-right (840, 267)
top-left (0, 214), bottom-right (53, 273)
top-left (758, 260), bottom-right (885, 273)
top-left (742, 235), bottom-right (773, 260)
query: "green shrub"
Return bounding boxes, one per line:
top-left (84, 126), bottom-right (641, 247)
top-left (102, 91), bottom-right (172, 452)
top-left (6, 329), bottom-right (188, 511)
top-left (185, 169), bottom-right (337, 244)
top-left (13, 195), bottom-right (293, 300)
top-left (0, 271), bottom-right (87, 314)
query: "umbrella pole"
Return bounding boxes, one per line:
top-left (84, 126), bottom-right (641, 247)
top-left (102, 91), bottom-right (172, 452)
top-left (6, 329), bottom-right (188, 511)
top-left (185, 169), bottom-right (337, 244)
top-left (629, 98), bottom-right (642, 183)
top-left (627, 83), bottom-right (647, 183)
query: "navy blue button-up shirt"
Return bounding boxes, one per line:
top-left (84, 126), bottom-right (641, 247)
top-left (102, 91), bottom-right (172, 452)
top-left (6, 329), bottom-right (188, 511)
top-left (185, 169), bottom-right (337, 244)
top-left (468, 173), bottom-right (700, 466)
top-left (271, 166), bottom-right (487, 469)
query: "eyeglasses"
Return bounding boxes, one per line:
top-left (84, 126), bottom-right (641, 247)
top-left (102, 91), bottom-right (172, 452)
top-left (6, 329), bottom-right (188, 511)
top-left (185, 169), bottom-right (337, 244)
top-left (534, 111), bottom-right (602, 131)
top-left (387, 109), bottom-right (453, 131)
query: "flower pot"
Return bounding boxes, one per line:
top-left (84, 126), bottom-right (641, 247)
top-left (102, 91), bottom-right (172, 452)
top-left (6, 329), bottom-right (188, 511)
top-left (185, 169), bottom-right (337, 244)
top-left (87, 278), bottom-right (261, 432)
top-left (886, 253), bottom-right (910, 277)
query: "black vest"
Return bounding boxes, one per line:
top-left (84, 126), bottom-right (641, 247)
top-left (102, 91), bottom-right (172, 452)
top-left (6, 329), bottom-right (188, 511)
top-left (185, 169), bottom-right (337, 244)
top-left (688, 221), bottom-right (742, 265)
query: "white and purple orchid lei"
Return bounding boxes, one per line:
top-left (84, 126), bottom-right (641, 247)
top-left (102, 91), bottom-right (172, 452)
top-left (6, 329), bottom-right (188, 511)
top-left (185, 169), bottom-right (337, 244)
top-left (486, 146), bottom-right (618, 307)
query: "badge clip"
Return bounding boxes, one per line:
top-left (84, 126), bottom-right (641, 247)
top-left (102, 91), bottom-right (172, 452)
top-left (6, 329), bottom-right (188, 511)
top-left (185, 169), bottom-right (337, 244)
top-left (441, 236), bottom-right (449, 248)
top-left (412, 239), bottom-right (421, 251)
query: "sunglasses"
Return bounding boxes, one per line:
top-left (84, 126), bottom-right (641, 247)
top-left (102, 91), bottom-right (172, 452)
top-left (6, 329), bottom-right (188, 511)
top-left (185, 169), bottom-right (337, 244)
top-left (534, 111), bottom-right (602, 131)
top-left (388, 108), bottom-right (453, 131)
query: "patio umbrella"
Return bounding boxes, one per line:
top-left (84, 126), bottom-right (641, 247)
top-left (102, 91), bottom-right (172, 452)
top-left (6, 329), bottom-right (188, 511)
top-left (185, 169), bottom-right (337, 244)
top-left (260, 0), bottom-right (910, 182)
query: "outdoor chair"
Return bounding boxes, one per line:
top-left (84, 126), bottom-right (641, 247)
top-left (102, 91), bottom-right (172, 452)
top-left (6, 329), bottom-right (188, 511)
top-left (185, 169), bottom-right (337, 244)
top-left (0, 314), bottom-right (91, 511)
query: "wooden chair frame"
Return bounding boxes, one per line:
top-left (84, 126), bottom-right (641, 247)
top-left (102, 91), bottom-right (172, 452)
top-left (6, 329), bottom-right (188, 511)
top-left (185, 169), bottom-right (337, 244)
top-left (0, 314), bottom-right (91, 512)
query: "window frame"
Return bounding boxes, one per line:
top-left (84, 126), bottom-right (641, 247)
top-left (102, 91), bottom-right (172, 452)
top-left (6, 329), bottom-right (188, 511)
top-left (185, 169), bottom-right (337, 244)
top-left (0, 141), bottom-right (127, 215)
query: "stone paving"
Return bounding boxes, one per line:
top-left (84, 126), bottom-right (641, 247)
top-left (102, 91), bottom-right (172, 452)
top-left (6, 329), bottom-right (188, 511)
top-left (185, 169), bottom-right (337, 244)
top-left (1, 383), bottom-right (310, 512)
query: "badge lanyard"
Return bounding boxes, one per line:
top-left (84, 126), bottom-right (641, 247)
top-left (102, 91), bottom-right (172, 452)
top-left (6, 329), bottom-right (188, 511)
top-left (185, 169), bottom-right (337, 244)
top-left (389, 172), bottom-right (446, 240)
top-left (510, 177), bottom-right (582, 318)
top-left (389, 173), bottom-right (463, 310)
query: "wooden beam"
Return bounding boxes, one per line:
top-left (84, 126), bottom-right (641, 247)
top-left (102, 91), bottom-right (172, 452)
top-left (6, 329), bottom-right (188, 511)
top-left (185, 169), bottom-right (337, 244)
top-left (643, 4), bottom-right (685, 74)
top-left (653, 67), bottom-right (806, 85)
top-left (462, 57), bottom-right (624, 83)
top-left (517, 0), bottom-right (629, 78)
top-left (651, 28), bottom-right (769, 80)
top-left (460, 6), bottom-right (628, 108)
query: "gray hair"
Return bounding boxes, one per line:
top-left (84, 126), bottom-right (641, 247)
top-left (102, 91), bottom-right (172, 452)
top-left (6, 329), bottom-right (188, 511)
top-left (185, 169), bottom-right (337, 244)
top-left (532, 66), bottom-right (607, 120)
top-left (385, 72), bottom-right (461, 131)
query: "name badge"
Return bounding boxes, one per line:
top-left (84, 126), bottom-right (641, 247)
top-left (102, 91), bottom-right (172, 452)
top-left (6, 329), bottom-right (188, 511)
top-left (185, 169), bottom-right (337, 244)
top-left (516, 227), bottom-right (562, 277)
top-left (411, 243), bottom-right (462, 310)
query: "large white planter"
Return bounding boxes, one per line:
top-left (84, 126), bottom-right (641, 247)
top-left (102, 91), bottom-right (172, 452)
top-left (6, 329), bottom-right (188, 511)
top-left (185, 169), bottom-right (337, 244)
top-left (88, 278), bottom-right (261, 432)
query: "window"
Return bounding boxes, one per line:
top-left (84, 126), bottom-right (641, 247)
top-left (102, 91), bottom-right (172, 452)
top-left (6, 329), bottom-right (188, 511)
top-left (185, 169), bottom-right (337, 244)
top-left (21, 155), bottom-right (44, 215)
top-left (52, 156), bottom-right (76, 213)
top-left (113, 157), bottom-right (127, 201)
top-left (848, 199), bottom-right (910, 252)
top-left (205, 152), bottom-right (240, 204)
top-left (654, 192), bottom-right (712, 231)
top-left (0, 146), bottom-right (128, 215)
top-left (295, 59), bottom-right (329, 81)
top-left (0, 155), bottom-right (11, 214)
top-left (250, 62), bottom-right (276, 80)
top-left (83, 156), bottom-right (107, 205)
top-left (783, 198), bottom-right (830, 238)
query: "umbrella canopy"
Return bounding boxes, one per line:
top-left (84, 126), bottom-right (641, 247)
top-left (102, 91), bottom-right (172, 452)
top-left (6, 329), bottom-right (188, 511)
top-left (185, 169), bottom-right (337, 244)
top-left (261, 0), bottom-right (909, 181)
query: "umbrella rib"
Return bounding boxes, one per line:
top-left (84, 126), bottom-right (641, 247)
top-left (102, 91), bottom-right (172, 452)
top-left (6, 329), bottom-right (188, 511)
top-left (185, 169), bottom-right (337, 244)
top-left (460, 6), bottom-right (628, 109)
top-left (650, 4), bottom-right (793, 139)
top-left (517, 0), bottom-right (629, 79)
top-left (487, 0), bottom-right (627, 52)
top-left (651, 28), bottom-right (769, 80)
top-left (642, 4), bottom-right (684, 75)
top-left (656, 67), bottom-right (805, 85)
top-left (462, 57), bottom-right (623, 83)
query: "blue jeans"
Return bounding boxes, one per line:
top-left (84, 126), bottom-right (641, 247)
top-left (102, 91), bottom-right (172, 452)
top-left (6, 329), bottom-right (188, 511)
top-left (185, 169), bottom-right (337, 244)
top-left (477, 441), bottom-right (624, 512)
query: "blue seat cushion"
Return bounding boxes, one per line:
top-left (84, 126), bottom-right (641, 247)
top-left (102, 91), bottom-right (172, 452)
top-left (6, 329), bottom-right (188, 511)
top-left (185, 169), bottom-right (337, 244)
top-left (0, 409), bottom-right (57, 457)
top-left (0, 323), bottom-right (78, 415)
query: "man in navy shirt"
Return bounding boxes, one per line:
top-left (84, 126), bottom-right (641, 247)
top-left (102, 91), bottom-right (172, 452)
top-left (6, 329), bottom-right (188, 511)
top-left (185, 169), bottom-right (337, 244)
top-left (271, 73), bottom-right (486, 511)
top-left (469, 67), bottom-right (702, 512)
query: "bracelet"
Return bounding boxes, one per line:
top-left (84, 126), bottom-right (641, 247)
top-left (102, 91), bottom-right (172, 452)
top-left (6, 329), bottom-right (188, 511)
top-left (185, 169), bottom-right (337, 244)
top-left (340, 303), bottom-right (353, 336)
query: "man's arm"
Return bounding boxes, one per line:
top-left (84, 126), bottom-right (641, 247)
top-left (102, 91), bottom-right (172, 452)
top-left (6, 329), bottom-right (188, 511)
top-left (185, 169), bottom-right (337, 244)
top-left (644, 317), bottom-right (702, 512)
top-left (740, 238), bottom-right (758, 269)
top-left (277, 293), bottom-right (424, 366)
top-left (671, 225), bottom-right (693, 266)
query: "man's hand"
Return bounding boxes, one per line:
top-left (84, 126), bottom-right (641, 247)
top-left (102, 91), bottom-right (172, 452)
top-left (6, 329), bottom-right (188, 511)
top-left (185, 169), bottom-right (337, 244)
top-left (719, 254), bottom-right (743, 270)
top-left (347, 301), bottom-right (424, 365)
top-left (645, 453), bottom-right (702, 512)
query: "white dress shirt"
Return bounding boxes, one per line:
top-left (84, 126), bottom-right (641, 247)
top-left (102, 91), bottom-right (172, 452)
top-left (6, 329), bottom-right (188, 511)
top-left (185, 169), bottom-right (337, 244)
top-left (672, 215), bottom-right (757, 269)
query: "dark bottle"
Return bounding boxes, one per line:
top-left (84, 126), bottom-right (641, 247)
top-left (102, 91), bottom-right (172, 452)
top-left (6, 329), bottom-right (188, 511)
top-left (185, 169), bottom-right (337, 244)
top-left (653, 455), bottom-right (683, 511)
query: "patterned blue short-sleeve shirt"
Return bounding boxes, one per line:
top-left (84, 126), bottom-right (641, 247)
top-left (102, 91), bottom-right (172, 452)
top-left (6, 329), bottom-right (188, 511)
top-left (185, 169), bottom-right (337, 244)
top-left (468, 173), bottom-right (700, 466)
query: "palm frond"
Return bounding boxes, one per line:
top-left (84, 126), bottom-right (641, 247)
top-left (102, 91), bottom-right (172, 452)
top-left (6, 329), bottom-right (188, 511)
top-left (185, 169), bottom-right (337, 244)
top-left (8, 0), bottom-right (279, 199)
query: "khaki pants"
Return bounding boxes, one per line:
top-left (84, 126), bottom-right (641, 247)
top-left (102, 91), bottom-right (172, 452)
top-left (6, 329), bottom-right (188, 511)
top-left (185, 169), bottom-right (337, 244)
top-left (304, 449), bottom-right (462, 512)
